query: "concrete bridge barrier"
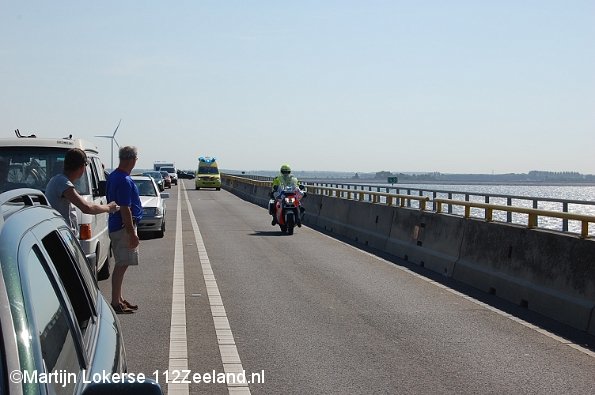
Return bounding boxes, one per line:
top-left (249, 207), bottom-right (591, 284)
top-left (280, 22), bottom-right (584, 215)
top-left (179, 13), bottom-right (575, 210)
top-left (386, 210), bottom-right (465, 278)
top-left (453, 220), bottom-right (595, 333)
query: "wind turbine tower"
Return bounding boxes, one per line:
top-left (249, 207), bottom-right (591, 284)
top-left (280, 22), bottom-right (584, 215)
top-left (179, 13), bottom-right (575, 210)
top-left (94, 119), bottom-right (121, 170)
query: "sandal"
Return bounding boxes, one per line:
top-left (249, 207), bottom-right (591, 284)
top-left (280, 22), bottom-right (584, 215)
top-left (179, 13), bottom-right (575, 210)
top-left (122, 299), bottom-right (138, 310)
top-left (112, 303), bottom-right (134, 314)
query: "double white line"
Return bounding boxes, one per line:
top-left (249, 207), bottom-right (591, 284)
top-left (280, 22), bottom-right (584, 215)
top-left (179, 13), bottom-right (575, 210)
top-left (168, 183), bottom-right (250, 394)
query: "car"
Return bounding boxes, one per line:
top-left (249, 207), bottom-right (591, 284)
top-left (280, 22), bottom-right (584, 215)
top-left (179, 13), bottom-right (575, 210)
top-left (195, 156), bottom-right (221, 190)
top-left (177, 170), bottom-right (195, 179)
top-left (0, 188), bottom-right (163, 394)
top-left (142, 170), bottom-right (165, 191)
top-left (0, 132), bottom-right (112, 281)
top-left (131, 175), bottom-right (169, 238)
top-left (158, 166), bottom-right (178, 185)
top-left (159, 171), bottom-right (172, 188)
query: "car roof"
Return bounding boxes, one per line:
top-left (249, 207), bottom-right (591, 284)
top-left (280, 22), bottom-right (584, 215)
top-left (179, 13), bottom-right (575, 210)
top-left (131, 175), bottom-right (152, 181)
top-left (0, 189), bottom-right (62, 258)
top-left (0, 136), bottom-right (99, 154)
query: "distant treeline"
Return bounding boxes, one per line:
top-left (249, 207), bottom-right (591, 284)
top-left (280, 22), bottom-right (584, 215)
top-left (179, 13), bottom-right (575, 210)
top-left (352, 170), bottom-right (595, 183)
top-left (227, 169), bottom-right (595, 184)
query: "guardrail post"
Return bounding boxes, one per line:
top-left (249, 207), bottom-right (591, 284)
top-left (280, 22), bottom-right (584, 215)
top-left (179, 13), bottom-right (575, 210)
top-left (533, 199), bottom-right (538, 209)
top-left (581, 221), bottom-right (588, 238)
top-left (485, 208), bottom-right (493, 222)
top-left (528, 213), bottom-right (538, 229)
top-left (448, 193), bottom-right (453, 214)
top-left (464, 206), bottom-right (470, 218)
top-left (507, 197), bottom-right (512, 222)
top-left (563, 202), bottom-right (569, 232)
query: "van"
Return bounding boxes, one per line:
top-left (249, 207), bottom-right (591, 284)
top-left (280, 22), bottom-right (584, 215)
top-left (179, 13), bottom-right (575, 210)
top-left (0, 133), bottom-right (112, 280)
top-left (195, 156), bottom-right (221, 190)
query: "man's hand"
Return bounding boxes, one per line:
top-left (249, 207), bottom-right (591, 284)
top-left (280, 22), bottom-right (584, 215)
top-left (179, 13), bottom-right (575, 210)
top-left (108, 201), bottom-right (120, 213)
top-left (129, 232), bottom-right (140, 249)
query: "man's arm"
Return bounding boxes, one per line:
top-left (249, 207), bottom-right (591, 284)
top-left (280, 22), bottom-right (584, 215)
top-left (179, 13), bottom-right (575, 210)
top-left (64, 187), bottom-right (118, 214)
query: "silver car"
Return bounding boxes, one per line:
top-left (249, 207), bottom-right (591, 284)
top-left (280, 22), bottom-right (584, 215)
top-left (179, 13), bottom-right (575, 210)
top-left (131, 175), bottom-right (169, 238)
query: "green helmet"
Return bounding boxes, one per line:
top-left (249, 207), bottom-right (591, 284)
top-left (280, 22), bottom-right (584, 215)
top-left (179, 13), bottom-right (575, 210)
top-left (280, 164), bottom-right (291, 174)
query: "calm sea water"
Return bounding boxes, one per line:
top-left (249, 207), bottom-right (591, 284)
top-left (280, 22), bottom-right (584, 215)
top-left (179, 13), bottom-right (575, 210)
top-left (335, 182), bottom-right (595, 236)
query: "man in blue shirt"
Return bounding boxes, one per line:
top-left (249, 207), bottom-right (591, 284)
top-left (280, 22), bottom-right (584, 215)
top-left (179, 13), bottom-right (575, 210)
top-left (107, 146), bottom-right (142, 314)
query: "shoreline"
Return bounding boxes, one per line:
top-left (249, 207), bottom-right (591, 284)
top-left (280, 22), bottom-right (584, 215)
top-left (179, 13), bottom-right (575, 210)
top-left (303, 179), bottom-right (595, 187)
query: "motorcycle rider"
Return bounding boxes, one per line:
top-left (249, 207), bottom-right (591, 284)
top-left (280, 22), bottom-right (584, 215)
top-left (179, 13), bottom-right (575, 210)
top-left (270, 164), bottom-right (303, 225)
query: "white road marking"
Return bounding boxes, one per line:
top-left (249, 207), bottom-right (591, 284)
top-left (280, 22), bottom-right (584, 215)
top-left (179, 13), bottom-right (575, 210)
top-left (182, 184), bottom-right (251, 394)
top-left (168, 181), bottom-right (189, 394)
top-left (315, 229), bottom-right (595, 359)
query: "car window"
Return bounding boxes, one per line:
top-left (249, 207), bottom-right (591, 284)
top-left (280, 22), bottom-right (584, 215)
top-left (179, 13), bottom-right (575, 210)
top-left (0, 147), bottom-right (90, 195)
top-left (59, 228), bottom-right (98, 307)
top-left (134, 179), bottom-right (157, 197)
top-left (199, 166), bottom-right (218, 174)
top-left (24, 246), bottom-right (82, 395)
top-left (42, 231), bottom-right (95, 332)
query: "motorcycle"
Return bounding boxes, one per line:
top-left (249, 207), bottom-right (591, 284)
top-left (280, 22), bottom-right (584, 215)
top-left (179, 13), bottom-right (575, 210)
top-left (269, 184), bottom-right (306, 235)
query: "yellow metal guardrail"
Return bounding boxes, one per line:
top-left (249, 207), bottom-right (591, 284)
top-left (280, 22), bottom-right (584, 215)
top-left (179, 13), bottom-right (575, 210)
top-left (435, 198), bottom-right (595, 238)
top-left (309, 185), bottom-right (430, 211)
top-left (223, 175), bottom-right (595, 238)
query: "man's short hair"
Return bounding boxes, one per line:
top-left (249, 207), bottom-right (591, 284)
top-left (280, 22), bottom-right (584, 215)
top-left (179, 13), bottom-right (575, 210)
top-left (119, 146), bottom-right (138, 160)
top-left (64, 148), bottom-right (88, 172)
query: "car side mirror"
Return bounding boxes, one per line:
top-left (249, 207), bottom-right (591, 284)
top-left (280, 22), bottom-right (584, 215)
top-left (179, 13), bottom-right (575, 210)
top-left (97, 180), bottom-right (107, 197)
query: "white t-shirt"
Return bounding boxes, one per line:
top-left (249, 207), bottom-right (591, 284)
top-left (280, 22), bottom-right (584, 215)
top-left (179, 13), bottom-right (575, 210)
top-left (46, 174), bottom-right (78, 236)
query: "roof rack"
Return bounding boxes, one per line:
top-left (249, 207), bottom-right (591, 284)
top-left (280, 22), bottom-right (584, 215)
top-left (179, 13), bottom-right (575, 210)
top-left (0, 188), bottom-right (49, 207)
top-left (14, 129), bottom-right (37, 138)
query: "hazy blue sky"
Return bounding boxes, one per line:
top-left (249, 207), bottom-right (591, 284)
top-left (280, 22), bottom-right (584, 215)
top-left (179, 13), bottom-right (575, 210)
top-left (1, 1), bottom-right (594, 174)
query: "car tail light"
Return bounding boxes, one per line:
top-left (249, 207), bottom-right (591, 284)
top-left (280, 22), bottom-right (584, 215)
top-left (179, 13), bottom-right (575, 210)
top-left (79, 224), bottom-right (92, 240)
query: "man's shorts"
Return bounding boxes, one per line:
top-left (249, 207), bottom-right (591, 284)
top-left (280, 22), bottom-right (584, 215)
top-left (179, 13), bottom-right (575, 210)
top-left (109, 228), bottom-right (139, 266)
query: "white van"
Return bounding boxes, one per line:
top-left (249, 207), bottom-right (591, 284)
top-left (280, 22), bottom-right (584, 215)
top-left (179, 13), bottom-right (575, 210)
top-left (0, 132), bottom-right (112, 280)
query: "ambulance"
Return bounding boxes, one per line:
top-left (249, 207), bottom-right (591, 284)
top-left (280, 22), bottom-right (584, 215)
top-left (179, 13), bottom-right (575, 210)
top-left (195, 156), bottom-right (221, 190)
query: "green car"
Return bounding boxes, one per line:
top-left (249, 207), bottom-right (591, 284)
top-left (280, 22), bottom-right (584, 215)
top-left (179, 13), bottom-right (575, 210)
top-left (195, 156), bottom-right (221, 190)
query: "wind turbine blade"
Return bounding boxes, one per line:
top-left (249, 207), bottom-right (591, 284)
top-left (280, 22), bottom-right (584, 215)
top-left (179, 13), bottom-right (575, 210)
top-left (94, 135), bottom-right (112, 138)
top-left (112, 119), bottom-right (122, 138)
top-left (114, 138), bottom-right (120, 148)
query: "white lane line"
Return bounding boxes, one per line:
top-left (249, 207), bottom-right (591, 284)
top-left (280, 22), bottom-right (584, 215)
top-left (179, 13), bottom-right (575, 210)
top-left (182, 184), bottom-right (251, 394)
top-left (168, 183), bottom-right (189, 395)
top-left (316, 230), bottom-right (595, 359)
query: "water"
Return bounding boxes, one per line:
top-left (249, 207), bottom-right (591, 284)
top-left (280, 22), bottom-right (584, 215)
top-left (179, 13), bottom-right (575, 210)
top-left (318, 182), bottom-right (595, 236)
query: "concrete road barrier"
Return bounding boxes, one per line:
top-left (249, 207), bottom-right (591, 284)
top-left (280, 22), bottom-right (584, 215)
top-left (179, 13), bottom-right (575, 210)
top-left (453, 220), bottom-right (595, 333)
top-left (386, 210), bottom-right (465, 277)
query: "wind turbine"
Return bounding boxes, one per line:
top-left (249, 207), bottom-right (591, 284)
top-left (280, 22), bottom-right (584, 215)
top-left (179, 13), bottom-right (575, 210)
top-left (94, 119), bottom-right (121, 170)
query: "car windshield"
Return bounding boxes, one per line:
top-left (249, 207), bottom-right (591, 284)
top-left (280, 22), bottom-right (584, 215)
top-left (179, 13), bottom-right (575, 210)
top-left (143, 171), bottom-right (163, 180)
top-left (133, 179), bottom-right (157, 197)
top-left (160, 171), bottom-right (170, 178)
top-left (0, 147), bottom-right (89, 194)
top-left (198, 166), bottom-right (218, 174)
top-left (160, 167), bottom-right (175, 173)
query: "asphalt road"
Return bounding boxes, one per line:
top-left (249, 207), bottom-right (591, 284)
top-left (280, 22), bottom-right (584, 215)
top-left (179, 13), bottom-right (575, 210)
top-left (100, 180), bottom-right (595, 395)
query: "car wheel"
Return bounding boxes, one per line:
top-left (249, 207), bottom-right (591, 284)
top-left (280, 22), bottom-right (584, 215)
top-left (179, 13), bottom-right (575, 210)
top-left (216, 187), bottom-right (221, 191)
top-left (157, 222), bottom-right (165, 238)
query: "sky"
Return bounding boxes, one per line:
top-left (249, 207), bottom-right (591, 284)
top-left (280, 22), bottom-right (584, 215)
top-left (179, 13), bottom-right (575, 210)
top-left (1, 1), bottom-right (594, 174)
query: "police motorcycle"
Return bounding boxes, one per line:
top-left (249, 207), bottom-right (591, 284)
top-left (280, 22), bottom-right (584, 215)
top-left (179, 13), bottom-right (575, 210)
top-left (269, 183), bottom-right (306, 235)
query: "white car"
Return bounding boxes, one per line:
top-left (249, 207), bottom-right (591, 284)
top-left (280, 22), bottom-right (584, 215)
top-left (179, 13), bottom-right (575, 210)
top-left (0, 132), bottom-right (112, 280)
top-left (131, 175), bottom-right (169, 238)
